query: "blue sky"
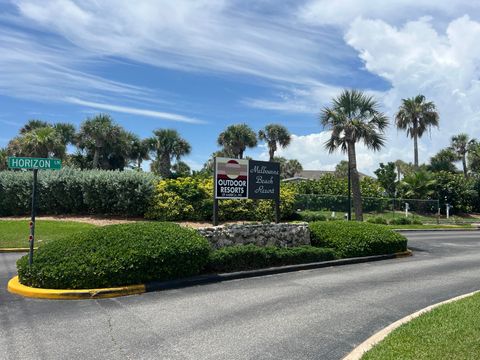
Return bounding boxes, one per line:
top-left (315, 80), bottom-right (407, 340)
top-left (1, 1), bottom-right (480, 173)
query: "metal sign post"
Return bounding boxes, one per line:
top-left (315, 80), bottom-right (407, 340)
top-left (29, 169), bottom-right (38, 266)
top-left (7, 157), bottom-right (62, 265)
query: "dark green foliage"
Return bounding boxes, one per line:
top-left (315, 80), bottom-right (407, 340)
top-left (17, 222), bottom-right (211, 289)
top-left (206, 245), bottom-right (336, 273)
top-left (0, 168), bottom-right (156, 216)
top-left (296, 211), bottom-right (327, 222)
top-left (374, 162), bottom-right (397, 197)
top-left (431, 171), bottom-right (476, 214)
top-left (309, 221), bottom-right (407, 258)
top-left (429, 148), bottom-right (458, 173)
top-left (289, 174), bottom-right (386, 213)
top-left (367, 216), bottom-right (389, 225)
top-left (388, 217), bottom-right (422, 225)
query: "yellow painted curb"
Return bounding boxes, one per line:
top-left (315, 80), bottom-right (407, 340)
top-left (0, 248), bottom-right (33, 253)
top-left (343, 289), bottom-right (480, 360)
top-left (395, 249), bottom-right (413, 258)
top-left (7, 276), bottom-right (146, 300)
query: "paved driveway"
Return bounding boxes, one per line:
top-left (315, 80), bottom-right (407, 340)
top-left (1, 231), bottom-right (480, 360)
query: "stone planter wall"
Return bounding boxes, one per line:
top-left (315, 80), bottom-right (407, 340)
top-left (197, 223), bottom-right (310, 249)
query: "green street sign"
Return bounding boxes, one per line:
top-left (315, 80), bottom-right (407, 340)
top-left (7, 157), bottom-right (62, 170)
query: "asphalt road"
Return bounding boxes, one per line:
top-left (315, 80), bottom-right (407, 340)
top-left (1, 231), bottom-right (480, 360)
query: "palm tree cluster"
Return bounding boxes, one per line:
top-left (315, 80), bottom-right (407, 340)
top-left (198, 123), bottom-right (298, 175)
top-left (4, 115), bottom-right (192, 177)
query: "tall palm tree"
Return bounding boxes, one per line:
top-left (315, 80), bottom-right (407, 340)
top-left (258, 124), bottom-right (291, 161)
top-left (217, 123), bottom-right (257, 159)
top-left (149, 129), bottom-right (191, 178)
top-left (321, 89), bottom-right (388, 221)
top-left (395, 95), bottom-right (439, 167)
top-left (76, 114), bottom-right (121, 169)
top-left (450, 133), bottom-right (470, 177)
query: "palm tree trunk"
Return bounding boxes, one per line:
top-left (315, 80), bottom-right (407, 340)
top-left (413, 133), bottom-right (419, 168)
top-left (269, 148), bottom-right (274, 162)
top-left (159, 153), bottom-right (171, 178)
top-left (462, 154), bottom-right (467, 178)
top-left (93, 148), bottom-right (100, 169)
top-left (348, 142), bottom-right (363, 221)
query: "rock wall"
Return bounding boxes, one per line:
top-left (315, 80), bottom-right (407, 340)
top-left (197, 223), bottom-right (310, 249)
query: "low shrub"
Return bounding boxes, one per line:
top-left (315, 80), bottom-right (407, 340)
top-left (388, 217), bottom-right (422, 225)
top-left (366, 216), bottom-right (388, 225)
top-left (297, 211), bottom-right (327, 222)
top-left (206, 245), bottom-right (336, 272)
top-left (309, 221), bottom-right (407, 258)
top-left (146, 177), bottom-right (296, 221)
top-left (17, 222), bottom-right (211, 289)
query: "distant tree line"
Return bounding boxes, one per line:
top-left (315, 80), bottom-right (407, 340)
top-left (0, 115), bottom-right (303, 178)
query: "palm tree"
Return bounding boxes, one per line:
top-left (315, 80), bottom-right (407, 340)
top-left (429, 148), bottom-right (457, 173)
top-left (395, 95), bottom-right (439, 167)
top-left (76, 114), bottom-right (121, 169)
top-left (394, 159), bottom-right (406, 182)
top-left (321, 89), bottom-right (388, 221)
top-left (283, 159), bottom-right (303, 178)
top-left (258, 124), bottom-right (291, 161)
top-left (129, 136), bottom-right (151, 170)
top-left (19, 119), bottom-right (49, 134)
top-left (8, 126), bottom-right (65, 158)
top-left (149, 129), bottom-right (191, 178)
top-left (450, 133), bottom-right (470, 177)
top-left (0, 148), bottom-right (7, 170)
top-left (399, 170), bottom-right (436, 199)
top-left (217, 123), bottom-right (257, 159)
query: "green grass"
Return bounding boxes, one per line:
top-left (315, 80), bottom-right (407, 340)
top-left (362, 292), bottom-right (480, 360)
top-left (0, 220), bottom-right (96, 248)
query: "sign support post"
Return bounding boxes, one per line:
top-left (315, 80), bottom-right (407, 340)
top-left (29, 169), bottom-right (38, 266)
top-left (274, 198), bottom-right (280, 224)
top-left (213, 158), bottom-right (219, 226)
top-left (7, 156), bottom-right (62, 265)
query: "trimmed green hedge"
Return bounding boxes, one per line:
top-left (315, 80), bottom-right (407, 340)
top-left (388, 217), bottom-right (422, 225)
top-left (17, 222), bottom-right (211, 289)
top-left (0, 168), bottom-right (156, 216)
top-left (206, 244), bottom-right (336, 272)
top-left (309, 221), bottom-right (407, 258)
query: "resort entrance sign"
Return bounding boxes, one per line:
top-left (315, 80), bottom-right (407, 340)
top-left (213, 157), bottom-right (280, 225)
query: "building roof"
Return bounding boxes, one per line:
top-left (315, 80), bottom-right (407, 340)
top-left (282, 169), bottom-right (371, 182)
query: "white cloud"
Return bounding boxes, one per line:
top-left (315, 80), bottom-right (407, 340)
top-left (12, 0), bottom-right (353, 87)
top-left (263, 132), bottom-right (407, 175)
top-left (66, 98), bottom-right (206, 124)
top-left (345, 16), bottom-right (480, 163)
top-left (298, 0), bottom-right (480, 27)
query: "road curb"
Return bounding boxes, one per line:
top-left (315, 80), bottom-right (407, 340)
top-left (395, 228), bottom-right (479, 232)
top-left (0, 248), bottom-right (33, 253)
top-left (7, 276), bottom-right (146, 300)
top-left (342, 289), bottom-right (480, 360)
top-left (7, 250), bottom-right (412, 300)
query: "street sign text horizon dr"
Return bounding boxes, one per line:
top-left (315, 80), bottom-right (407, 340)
top-left (7, 157), bottom-right (62, 170)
